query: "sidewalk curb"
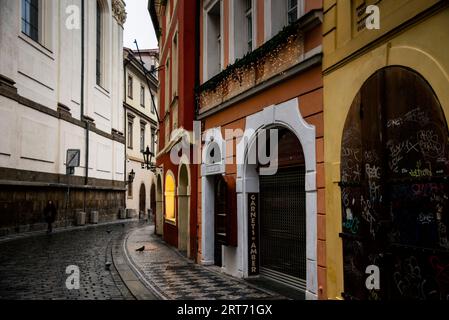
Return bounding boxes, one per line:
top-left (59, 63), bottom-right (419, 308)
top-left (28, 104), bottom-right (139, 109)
top-left (111, 227), bottom-right (161, 300)
top-left (0, 219), bottom-right (139, 244)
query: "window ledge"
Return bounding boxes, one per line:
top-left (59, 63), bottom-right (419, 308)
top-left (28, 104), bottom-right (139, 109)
top-left (95, 85), bottom-right (111, 98)
top-left (164, 218), bottom-right (176, 226)
top-left (18, 33), bottom-right (54, 60)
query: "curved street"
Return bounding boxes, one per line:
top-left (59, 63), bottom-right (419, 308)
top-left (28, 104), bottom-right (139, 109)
top-left (0, 222), bottom-right (142, 300)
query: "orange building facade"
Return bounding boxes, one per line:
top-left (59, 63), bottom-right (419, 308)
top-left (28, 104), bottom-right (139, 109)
top-left (197, 0), bottom-right (326, 299)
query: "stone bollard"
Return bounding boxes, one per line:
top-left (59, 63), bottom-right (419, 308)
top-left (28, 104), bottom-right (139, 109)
top-left (119, 208), bottom-right (126, 220)
top-left (76, 211), bottom-right (86, 226)
top-left (90, 211), bottom-right (99, 224)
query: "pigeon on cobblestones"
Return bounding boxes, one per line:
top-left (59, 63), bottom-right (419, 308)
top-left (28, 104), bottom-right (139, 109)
top-left (105, 262), bottom-right (112, 270)
top-left (135, 246), bottom-right (145, 252)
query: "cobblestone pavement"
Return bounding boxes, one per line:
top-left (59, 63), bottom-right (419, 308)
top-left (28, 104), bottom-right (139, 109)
top-left (0, 221), bottom-right (144, 300)
top-left (126, 226), bottom-right (285, 300)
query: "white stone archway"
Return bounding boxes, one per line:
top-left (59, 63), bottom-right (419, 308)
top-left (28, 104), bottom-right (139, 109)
top-left (236, 98), bottom-right (318, 300)
top-left (201, 127), bottom-right (227, 266)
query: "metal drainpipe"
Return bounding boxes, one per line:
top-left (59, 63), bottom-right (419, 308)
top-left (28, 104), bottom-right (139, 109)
top-left (80, 0), bottom-right (89, 213)
top-left (124, 56), bottom-right (131, 211)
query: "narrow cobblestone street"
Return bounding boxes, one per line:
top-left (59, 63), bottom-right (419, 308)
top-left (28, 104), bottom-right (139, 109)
top-left (0, 222), bottom-right (142, 300)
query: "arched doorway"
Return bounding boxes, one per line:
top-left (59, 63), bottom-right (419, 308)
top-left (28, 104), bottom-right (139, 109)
top-left (178, 164), bottom-right (190, 256)
top-left (341, 66), bottom-right (449, 300)
top-left (257, 127), bottom-right (307, 293)
top-left (156, 174), bottom-right (164, 236)
top-left (139, 184), bottom-right (146, 220)
top-left (150, 182), bottom-right (156, 224)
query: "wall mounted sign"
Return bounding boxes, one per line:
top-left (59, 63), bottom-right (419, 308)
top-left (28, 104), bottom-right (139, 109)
top-left (248, 193), bottom-right (259, 276)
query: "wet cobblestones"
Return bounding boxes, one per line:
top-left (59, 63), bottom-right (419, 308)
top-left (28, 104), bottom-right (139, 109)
top-left (127, 226), bottom-right (284, 300)
top-left (0, 222), bottom-right (142, 300)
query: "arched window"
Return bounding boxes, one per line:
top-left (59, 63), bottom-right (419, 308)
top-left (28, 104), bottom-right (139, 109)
top-left (165, 172), bottom-right (176, 223)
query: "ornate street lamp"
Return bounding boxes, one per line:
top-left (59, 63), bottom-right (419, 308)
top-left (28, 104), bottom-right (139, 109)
top-left (142, 146), bottom-right (159, 173)
top-left (128, 169), bottom-right (135, 185)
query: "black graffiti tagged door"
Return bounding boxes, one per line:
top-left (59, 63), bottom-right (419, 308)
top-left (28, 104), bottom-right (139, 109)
top-left (341, 67), bottom-right (449, 300)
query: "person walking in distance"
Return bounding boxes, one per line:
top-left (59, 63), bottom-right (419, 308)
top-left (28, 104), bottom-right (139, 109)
top-left (44, 200), bottom-right (57, 234)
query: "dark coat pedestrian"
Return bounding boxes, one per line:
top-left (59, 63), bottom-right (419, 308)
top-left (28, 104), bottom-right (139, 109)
top-left (44, 201), bottom-right (57, 234)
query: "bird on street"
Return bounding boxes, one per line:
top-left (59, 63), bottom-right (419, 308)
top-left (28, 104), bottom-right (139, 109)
top-left (105, 261), bottom-right (112, 270)
top-left (135, 246), bottom-right (145, 252)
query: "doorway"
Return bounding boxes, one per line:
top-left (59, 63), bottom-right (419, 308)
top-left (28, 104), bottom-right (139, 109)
top-left (341, 67), bottom-right (449, 300)
top-left (214, 175), bottom-right (227, 267)
top-left (259, 128), bottom-right (307, 292)
top-left (139, 184), bottom-right (146, 220)
top-left (178, 164), bottom-right (190, 256)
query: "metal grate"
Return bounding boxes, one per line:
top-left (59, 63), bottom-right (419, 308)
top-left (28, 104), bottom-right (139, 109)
top-left (259, 166), bottom-right (306, 290)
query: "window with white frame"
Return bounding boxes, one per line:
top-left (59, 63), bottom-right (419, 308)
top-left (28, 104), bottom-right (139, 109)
top-left (128, 119), bottom-right (134, 149)
top-left (151, 128), bottom-right (156, 154)
top-left (140, 84), bottom-right (145, 107)
top-left (205, 1), bottom-right (221, 80)
top-left (287, 0), bottom-right (298, 25)
top-left (21, 0), bottom-right (39, 42)
top-left (140, 124), bottom-right (145, 152)
top-left (245, 0), bottom-right (253, 53)
top-left (21, 0), bottom-right (53, 49)
top-left (128, 75), bottom-right (133, 99)
top-left (96, 1), bottom-right (103, 86)
top-left (268, 0), bottom-right (304, 40)
top-left (232, 0), bottom-right (255, 62)
top-left (172, 32), bottom-right (178, 98)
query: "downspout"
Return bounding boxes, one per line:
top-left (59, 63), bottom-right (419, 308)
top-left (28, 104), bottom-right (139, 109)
top-left (81, 0), bottom-right (89, 212)
top-left (124, 55), bottom-right (131, 209)
top-left (194, 0), bottom-right (201, 262)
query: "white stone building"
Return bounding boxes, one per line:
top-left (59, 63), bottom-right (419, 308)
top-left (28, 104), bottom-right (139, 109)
top-left (123, 47), bottom-right (159, 221)
top-left (0, 0), bottom-right (127, 235)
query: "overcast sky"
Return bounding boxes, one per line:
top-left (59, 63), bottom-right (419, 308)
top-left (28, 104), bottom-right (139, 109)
top-left (123, 0), bottom-right (158, 50)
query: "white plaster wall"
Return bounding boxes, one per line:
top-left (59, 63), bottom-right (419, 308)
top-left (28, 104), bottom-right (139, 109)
top-left (0, 0), bottom-right (125, 183)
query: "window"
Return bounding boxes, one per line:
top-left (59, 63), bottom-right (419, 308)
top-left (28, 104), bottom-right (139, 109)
top-left (22, 0), bottom-right (39, 42)
top-left (151, 93), bottom-right (157, 114)
top-left (172, 33), bottom-right (178, 98)
top-left (165, 173), bottom-right (176, 222)
top-left (287, 0), bottom-right (298, 25)
top-left (140, 84), bottom-right (145, 107)
top-left (96, 1), bottom-right (103, 86)
top-left (165, 57), bottom-right (170, 111)
top-left (151, 128), bottom-right (156, 154)
top-left (245, 0), bottom-right (253, 52)
top-left (128, 120), bottom-right (133, 149)
top-left (205, 1), bottom-right (221, 80)
top-left (165, 117), bottom-right (171, 144)
top-left (128, 75), bottom-right (133, 99)
top-left (140, 125), bottom-right (145, 152)
top-left (269, 0), bottom-right (303, 39)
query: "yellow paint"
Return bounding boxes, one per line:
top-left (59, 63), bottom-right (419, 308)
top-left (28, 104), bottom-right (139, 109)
top-left (165, 172), bottom-right (176, 222)
top-left (323, 2), bottom-right (449, 300)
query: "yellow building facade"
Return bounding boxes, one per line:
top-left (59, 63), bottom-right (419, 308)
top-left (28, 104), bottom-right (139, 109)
top-left (323, 0), bottom-right (449, 300)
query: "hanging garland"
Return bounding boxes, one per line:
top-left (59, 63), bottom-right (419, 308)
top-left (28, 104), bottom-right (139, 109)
top-left (198, 21), bottom-right (303, 94)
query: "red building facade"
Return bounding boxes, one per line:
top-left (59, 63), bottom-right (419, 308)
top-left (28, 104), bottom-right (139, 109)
top-left (149, 0), bottom-right (199, 260)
